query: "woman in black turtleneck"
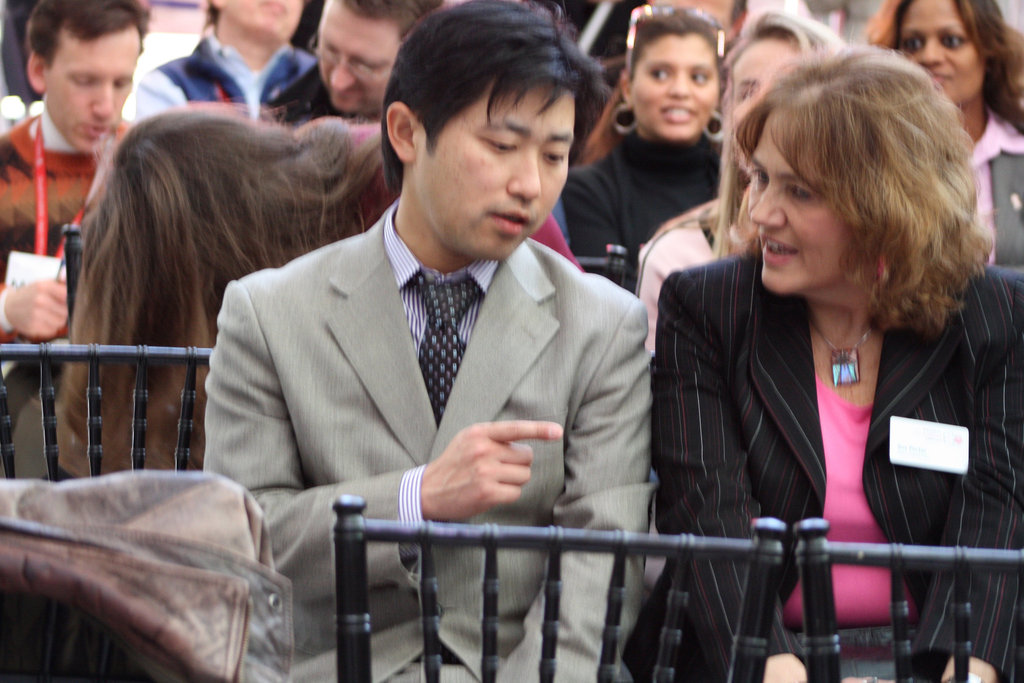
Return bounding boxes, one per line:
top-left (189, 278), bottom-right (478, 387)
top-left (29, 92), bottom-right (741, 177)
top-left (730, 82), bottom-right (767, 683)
top-left (562, 8), bottom-right (722, 290)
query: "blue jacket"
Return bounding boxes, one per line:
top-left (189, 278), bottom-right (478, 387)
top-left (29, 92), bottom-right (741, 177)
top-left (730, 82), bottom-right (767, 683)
top-left (156, 37), bottom-right (315, 106)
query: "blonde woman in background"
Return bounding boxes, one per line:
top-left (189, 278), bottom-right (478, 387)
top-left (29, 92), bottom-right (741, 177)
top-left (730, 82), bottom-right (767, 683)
top-left (637, 10), bottom-right (842, 350)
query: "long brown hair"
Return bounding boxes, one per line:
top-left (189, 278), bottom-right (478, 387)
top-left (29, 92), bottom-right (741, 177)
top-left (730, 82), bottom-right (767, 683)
top-left (734, 49), bottom-right (990, 339)
top-left (58, 108), bottom-right (392, 475)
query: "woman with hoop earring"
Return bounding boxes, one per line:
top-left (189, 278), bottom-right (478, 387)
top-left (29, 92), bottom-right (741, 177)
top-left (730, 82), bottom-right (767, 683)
top-left (561, 5), bottom-right (724, 291)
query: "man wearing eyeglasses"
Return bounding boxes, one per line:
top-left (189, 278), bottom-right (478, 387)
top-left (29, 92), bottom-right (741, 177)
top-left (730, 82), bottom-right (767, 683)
top-left (135, 0), bottom-right (313, 120)
top-left (271, 0), bottom-right (442, 123)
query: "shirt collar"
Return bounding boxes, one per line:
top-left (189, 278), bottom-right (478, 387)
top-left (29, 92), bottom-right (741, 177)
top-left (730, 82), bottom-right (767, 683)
top-left (973, 109), bottom-right (1024, 168)
top-left (207, 33), bottom-right (294, 76)
top-left (382, 202), bottom-right (498, 293)
top-left (37, 106), bottom-right (77, 154)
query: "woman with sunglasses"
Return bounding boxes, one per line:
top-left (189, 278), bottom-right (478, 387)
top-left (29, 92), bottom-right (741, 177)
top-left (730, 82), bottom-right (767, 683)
top-left (561, 6), bottom-right (723, 290)
top-left (868, 0), bottom-right (1024, 269)
top-left (648, 48), bottom-right (1022, 683)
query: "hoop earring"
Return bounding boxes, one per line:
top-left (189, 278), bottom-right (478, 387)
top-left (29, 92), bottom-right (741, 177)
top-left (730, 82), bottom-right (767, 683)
top-left (613, 102), bottom-right (636, 136)
top-left (704, 110), bottom-right (724, 145)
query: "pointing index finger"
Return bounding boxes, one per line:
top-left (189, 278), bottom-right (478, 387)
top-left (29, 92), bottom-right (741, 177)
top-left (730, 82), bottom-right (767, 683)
top-left (485, 420), bottom-right (563, 444)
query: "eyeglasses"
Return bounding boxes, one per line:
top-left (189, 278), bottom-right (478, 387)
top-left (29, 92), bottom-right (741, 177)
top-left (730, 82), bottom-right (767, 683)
top-left (315, 44), bottom-right (393, 83)
top-left (626, 4), bottom-right (727, 71)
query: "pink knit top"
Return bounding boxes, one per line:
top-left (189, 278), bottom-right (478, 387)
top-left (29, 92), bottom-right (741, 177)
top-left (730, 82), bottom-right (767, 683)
top-left (783, 376), bottom-right (919, 628)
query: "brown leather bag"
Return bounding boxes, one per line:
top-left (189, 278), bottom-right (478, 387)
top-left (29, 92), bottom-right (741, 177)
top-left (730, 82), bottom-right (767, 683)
top-left (0, 470), bottom-right (293, 682)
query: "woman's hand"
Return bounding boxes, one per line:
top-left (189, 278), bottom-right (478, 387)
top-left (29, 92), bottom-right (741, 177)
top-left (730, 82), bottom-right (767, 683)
top-left (763, 653), bottom-right (807, 683)
top-left (940, 656), bottom-right (998, 683)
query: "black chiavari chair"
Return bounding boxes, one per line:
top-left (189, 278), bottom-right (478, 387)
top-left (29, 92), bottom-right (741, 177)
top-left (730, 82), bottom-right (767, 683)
top-left (334, 495), bottom-right (787, 683)
top-left (794, 518), bottom-right (1024, 683)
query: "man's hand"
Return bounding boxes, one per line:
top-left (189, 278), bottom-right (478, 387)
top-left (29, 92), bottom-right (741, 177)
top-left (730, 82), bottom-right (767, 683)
top-left (5, 281), bottom-right (68, 340)
top-left (763, 653), bottom-right (807, 683)
top-left (941, 656), bottom-right (998, 683)
top-left (421, 420), bottom-right (563, 521)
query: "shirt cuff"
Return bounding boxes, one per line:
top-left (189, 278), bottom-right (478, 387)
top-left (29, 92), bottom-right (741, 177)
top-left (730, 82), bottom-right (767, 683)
top-left (399, 464), bottom-right (426, 523)
top-left (0, 287), bottom-right (15, 334)
top-left (398, 465), bottom-right (426, 563)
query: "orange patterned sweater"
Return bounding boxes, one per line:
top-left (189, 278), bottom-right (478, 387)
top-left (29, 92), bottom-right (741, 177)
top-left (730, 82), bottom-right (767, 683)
top-left (0, 117), bottom-right (96, 340)
top-left (0, 117), bottom-right (96, 278)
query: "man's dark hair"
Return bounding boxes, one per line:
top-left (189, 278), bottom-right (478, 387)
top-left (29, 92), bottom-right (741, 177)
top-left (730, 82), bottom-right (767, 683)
top-left (28, 0), bottom-right (149, 63)
top-left (380, 0), bottom-right (608, 190)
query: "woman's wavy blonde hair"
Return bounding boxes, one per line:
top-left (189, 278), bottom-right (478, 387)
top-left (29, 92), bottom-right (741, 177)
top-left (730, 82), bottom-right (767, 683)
top-left (713, 10), bottom-right (844, 257)
top-left (734, 48), bottom-right (991, 340)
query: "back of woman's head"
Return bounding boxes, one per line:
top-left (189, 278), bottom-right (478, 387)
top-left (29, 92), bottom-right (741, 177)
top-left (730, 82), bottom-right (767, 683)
top-left (867, 0), bottom-right (1024, 129)
top-left (735, 47), bottom-right (990, 338)
top-left (79, 108), bottom-right (382, 348)
top-left (60, 107), bottom-right (388, 474)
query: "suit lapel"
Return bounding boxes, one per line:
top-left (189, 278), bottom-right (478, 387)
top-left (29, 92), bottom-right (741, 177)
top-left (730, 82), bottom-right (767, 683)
top-left (866, 323), bottom-right (963, 454)
top-left (432, 245), bottom-right (559, 458)
top-left (750, 292), bottom-right (827, 504)
top-left (325, 222), bottom-right (436, 465)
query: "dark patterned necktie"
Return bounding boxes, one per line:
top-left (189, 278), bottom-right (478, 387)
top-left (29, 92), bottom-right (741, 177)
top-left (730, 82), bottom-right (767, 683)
top-left (416, 273), bottom-right (481, 424)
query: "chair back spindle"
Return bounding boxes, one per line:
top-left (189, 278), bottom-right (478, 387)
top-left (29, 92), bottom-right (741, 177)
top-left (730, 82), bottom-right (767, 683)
top-left (420, 528), bottom-right (443, 683)
top-left (86, 346), bottom-right (103, 477)
top-left (729, 518), bottom-right (788, 683)
top-left (482, 527), bottom-right (500, 683)
top-left (173, 348), bottom-right (199, 471)
top-left (953, 550), bottom-right (972, 683)
top-left (332, 495), bottom-right (372, 683)
top-left (0, 371), bottom-right (14, 479)
top-left (795, 519), bottom-right (841, 683)
top-left (130, 347), bottom-right (149, 470)
top-left (39, 344), bottom-right (60, 481)
top-left (540, 529), bottom-right (563, 683)
top-left (653, 539), bottom-right (694, 682)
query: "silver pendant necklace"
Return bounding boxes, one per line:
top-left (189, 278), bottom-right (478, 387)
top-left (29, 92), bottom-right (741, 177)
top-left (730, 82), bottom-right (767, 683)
top-left (810, 322), bottom-right (871, 386)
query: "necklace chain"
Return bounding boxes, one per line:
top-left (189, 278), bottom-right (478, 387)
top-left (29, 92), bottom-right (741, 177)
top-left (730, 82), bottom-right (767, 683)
top-left (809, 322), bottom-right (871, 353)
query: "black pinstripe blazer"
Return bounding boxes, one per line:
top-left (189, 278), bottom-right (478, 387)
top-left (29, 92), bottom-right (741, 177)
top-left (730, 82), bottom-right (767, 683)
top-left (650, 256), bottom-right (1024, 681)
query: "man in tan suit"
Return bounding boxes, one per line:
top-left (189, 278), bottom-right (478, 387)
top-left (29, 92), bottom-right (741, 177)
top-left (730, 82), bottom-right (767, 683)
top-left (204, 1), bottom-right (652, 680)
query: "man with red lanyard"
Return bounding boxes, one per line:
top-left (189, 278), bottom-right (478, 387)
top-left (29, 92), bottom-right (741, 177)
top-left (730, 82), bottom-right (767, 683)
top-left (0, 0), bottom-right (147, 343)
top-left (0, 0), bottom-right (146, 478)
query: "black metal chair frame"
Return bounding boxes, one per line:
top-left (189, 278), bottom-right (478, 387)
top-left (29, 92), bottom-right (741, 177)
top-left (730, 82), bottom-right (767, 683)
top-left (794, 518), bottom-right (1024, 683)
top-left (577, 244), bottom-right (630, 289)
top-left (0, 343), bottom-right (211, 481)
top-left (0, 342), bottom-right (212, 683)
top-left (334, 495), bottom-right (788, 683)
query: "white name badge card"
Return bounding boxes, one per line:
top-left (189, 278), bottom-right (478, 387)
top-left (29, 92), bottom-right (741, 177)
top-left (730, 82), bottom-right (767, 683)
top-left (6, 251), bottom-right (62, 288)
top-left (889, 416), bottom-right (969, 475)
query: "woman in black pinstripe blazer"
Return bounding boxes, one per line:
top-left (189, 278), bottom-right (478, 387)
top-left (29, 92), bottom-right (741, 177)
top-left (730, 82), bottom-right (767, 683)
top-left (645, 49), bottom-right (1024, 683)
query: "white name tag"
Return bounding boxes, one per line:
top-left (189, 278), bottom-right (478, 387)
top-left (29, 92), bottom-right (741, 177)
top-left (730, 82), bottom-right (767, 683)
top-left (6, 251), bottom-right (62, 288)
top-left (889, 416), bottom-right (969, 475)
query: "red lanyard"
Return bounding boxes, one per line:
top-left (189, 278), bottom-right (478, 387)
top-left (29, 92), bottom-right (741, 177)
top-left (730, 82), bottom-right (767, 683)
top-left (214, 82), bottom-right (231, 103)
top-left (34, 119), bottom-right (83, 259)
